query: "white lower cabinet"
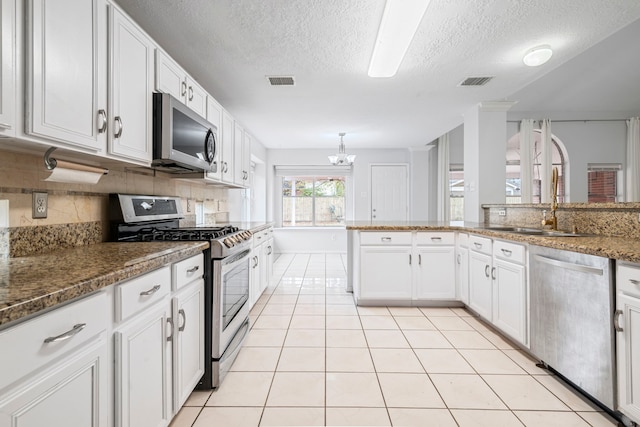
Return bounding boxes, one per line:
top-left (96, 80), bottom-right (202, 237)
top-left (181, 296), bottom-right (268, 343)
top-left (616, 263), bottom-right (640, 425)
top-left (469, 235), bottom-right (493, 320)
top-left (0, 291), bottom-right (109, 427)
top-left (456, 241), bottom-right (470, 304)
top-left (115, 299), bottom-right (172, 427)
top-left (357, 231), bottom-right (456, 303)
top-left (249, 227), bottom-right (275, 308)
top-left (0, 339), bottom-right (108, 427)
top-left (360, 245), bottom-right (413, 300)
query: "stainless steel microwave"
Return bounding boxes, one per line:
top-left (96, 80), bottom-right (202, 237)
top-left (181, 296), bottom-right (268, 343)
top-left (152, 92), bottom-right (218, 173)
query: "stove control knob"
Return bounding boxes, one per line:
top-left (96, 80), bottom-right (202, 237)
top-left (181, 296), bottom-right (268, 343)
top-left (223, 238), bottom-right (233, 248)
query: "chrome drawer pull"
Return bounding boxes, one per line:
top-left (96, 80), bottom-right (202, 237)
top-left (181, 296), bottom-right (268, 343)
top-left (167, 318), bottom-right (174, 342)
top-left (431, 237), bottom-right (442, 242)
top-left (501, 249), bottom-right (513, 257)
top-left (484, 265), bottom-right (490, 277)
top-left (187, 265), bottom-right (200, 274)
top-left (418, 254), bottom-right (422, 265)
top-left (44, 323), bottom-right (86, 343)
top-left (614, 309), bottom-right (624, 332)
top-left (630, 279), bottom-right (640, 286)
top-left (178, 309), bottom-right (186, 332)
top-left (474, 242), bottom-right (482, 249)
top-left (97, 109), bottom-right (107, 133)
top-left (491, 267), bottom-right (496, 280)
top-left (457, 254), bottom-right (461, 264)
top-left (381, 237), bottom-right (392, 242)
top-left (140, 284), bottom-right (161, 296)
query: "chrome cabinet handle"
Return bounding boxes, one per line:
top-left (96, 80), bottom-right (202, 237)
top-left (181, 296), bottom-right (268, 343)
top-left (166, 317), bottom-right (174, 342)
top-left (114, 116), bottom-right (123, 138)
top-left (409, 254), bottom-right (412, 265)
top-left (267, 246), bottom-right (272, 255)
top-left (501, 248), bottom-right (512, 257)
top-left (97, 109), bottom-right (107, 133)
top-left (44, 323), bottom-right (86, 343)
top-left (630, 279), bottom-right (640, 286)
top-left (431, 237), bottom-right (442, 242)
top-left (614, 309), bottom-right (624, 332)
top-left (474, 242), bottom-right (482, 249)
top-left (178, 309), bottom-right (186, 332)
top-left (187, 265), bottom-right (200, 274)
top-left (457, 254), bottom-right (461, 264)
top-left (139, 284), bottom-right (161, 296)
top-left (484, 265), bottom-right (490, 277)
top-left (181, 81), bottom-right (187, 97)
top-left (381, 237), bottom-right (392, 242)
top-left (188, 86), bottom-right (194, 101)
top-left (491, 267), bottom-right (496, 280)
top-left (223, 162), bottom-right (228, 173)
top-left (418, 254), bottom-right (422, 265)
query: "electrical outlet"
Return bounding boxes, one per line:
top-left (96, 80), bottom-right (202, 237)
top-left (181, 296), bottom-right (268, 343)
top-left (498, 209), bottom-right (506, 216)
top-left (186, 199), bottom-right (192, 213)
top-left (32, 192), bottom-right (48, 219)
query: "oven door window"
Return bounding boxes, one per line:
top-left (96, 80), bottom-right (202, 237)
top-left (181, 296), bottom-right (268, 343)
top-left (222, 258), bottom-right (250, 329)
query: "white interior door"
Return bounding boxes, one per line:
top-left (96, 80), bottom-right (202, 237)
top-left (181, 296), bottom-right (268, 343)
top-left (370, 164), bottom-right (408, 221)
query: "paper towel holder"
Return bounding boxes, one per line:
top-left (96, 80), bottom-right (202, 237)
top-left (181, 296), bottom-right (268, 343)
top-left (44, 147), bottom-right (109, 175)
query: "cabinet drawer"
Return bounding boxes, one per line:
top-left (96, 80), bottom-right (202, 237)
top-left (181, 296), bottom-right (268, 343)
top-left (493, 240), bottom-right (526, 264)
top-left (617, 263), bottom-right (640, 297)
top-left (0, 291), bottom-right (108, 390)
top-left (173, 253), bottom-right (204, 291)
top-left (416, 232), bottom-right (454, 245)
top-left (469, 235), bottom-right (492, 255)
top-left (360, 231), bottom-right (412, 245)
top-left (115, 266), bottom-right (171, 322)
top-left (253, 227), bottom-right (272, 247)
top-left (457, 232), bottom-right (469, 247)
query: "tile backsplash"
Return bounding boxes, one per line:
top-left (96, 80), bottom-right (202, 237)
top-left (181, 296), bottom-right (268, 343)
top-left (0, 150), bottom-right (230, 258)
top-left (483, 202), bottom-right (640, 239)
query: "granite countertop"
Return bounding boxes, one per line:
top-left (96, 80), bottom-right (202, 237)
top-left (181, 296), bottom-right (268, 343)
top-left (346, 221), bottom-right (640, 264)
top-left (0, 241), bottom-right (209, 328)
top-left (224, 222), bottom-right (274, 234)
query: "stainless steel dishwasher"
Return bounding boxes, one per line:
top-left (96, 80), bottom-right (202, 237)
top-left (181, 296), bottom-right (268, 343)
top-left (529, 245), bottom-right (615, 409)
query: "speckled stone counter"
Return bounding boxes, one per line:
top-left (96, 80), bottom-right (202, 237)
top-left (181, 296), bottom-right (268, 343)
top-left (346, 221), bottom-right (640, 264)
top-left (0, 241), bottom-right (209, 328)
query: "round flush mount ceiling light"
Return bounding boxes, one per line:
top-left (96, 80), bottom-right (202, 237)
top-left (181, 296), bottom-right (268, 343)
top-left (523, 45), bottom-right (553, 67)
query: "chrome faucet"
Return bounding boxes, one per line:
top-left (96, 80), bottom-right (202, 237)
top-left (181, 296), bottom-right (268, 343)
top-left (541, 167), bottom-right (559, 230)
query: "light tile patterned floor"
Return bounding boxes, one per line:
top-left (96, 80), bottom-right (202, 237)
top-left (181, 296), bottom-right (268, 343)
top-left (170, 253), bottom-right (620, 427)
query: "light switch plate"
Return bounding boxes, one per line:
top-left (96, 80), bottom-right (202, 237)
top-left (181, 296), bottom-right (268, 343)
top-left (32, 192), bottom-right (48, 219)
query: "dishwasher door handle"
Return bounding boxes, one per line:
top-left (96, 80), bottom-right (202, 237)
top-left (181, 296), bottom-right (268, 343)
top-left (533, 254), bottom-right (604, 275)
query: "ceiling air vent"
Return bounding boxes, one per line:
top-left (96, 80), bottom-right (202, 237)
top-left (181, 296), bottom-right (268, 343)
top-left (267, 76), bottom-right (295, 86)
top-left (459, 76), bottom-right (493, 86)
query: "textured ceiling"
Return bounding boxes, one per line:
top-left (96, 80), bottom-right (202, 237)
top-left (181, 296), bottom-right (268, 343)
top-left (114, 0), bottom-right (640, 149)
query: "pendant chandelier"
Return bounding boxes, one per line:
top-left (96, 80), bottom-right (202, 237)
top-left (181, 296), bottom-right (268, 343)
top-left (328, 133), bottom-right (356, 166)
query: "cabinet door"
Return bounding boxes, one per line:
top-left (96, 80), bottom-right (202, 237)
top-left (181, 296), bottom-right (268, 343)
top-left (185, 77), bottom-right (207, 118)
top-left (243, 133), bottom-right (252, 187)
top-left (0, 0), bottom-right (15, 135)
top-left (173, 280), bottom-right (205, 411)
top-left (457, 246), bottom-right (469, 304)
top-left (617, 293), bottom-right (640, 422)
top-left (469, 251), bottom-right (492, 320)
top-left (249, 249), bottom-right (260, 307)
top-left (415, 246), bottom-right (456, 299)
top-left (0, 339), bottom-right (108, 427)
top-left (265, 238), bottom-right (274, 289)
top-left (27, 0), bottom-right (108, 151)
top-left (109, 7), bottom-right (154, 163)
top-left (115, 301), bottom-right (172, 427)
top-left (205, 96), bottom-right (223, 181)
top-left (155, 49), bottom-right (185, 101)
top-left (220, 109), bottom-right (234, 183)
top-left (233, 122), bottom-right (244, 185)
top-left (359, 246), bottom-right (412, 300)
top-left (492, 259), bottom-right (527, 345)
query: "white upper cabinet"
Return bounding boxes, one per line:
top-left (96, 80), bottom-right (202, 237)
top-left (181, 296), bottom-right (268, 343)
top-left (220, 109), bottom-right (234, 183)
top-left (205, 96), bottom-right (223, 181)
top-left (26, 0), bottom-right (108, 152)
top-left (0, 0), bottom-right (15, 136)
top-left (233, 122), bottom-right (244, 185)
top-left (155, 49), bottom-right (207, 119)
top-left (108, 6), bottom-right (154, 163)
top-left (242, 132), bottom-right (252, 187)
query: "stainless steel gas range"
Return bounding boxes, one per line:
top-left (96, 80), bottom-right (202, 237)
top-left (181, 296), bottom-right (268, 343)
top-left (110, 194), bottom-right (252, 389)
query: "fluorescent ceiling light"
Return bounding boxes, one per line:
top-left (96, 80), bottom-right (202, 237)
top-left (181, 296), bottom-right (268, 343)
top-left (368, 0), bottom-right (431, 78)
top-left (523, 45), bottom-right (553, 67)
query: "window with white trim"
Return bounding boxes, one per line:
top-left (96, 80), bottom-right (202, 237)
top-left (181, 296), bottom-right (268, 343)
top-left (587, 163), bottom-right (623, 203)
